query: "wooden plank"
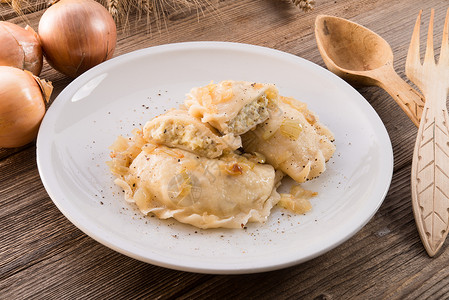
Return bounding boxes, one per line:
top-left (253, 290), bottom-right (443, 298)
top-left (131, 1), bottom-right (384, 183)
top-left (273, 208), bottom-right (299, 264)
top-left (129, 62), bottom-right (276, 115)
top-left (1, 234), bottom-right (212, 299)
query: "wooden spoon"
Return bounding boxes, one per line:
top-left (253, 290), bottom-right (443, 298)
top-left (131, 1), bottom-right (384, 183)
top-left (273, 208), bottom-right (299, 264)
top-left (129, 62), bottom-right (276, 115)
top-left (315, 15), bottom-right (425, 127)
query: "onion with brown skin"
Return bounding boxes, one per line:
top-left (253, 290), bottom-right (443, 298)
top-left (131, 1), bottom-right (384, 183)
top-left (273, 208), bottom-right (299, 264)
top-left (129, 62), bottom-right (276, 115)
top-left (0, 22), bottom-right (43, 76)
top-left (0, 66), bottom-right (53, 148)
top-left (38, 0), bottom-right (117, 78)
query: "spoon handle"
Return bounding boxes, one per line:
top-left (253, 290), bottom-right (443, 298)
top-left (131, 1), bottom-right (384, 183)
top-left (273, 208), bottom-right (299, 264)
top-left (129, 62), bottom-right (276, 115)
top-left (377, 70), bottom-right (425, 127)
top-left (411, 88), bottom-right (449, 256)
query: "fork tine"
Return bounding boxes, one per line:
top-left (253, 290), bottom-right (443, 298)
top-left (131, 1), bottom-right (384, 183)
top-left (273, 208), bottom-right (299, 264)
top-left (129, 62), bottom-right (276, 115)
top-left (439, 8), bottom-right (449, 64)
top-left (407, 10), bottom-right (422, 69)
top-left (424, 9), bottom-right (435, 64)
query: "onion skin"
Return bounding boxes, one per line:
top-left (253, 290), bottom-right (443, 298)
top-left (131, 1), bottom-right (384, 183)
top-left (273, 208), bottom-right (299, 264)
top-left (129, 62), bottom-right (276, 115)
top-left (38, 0), bottom-right (117, 78)
top-left (0, 22), bottom-right (43, 76)
top-left (0, 66), bottom-right (53, 148)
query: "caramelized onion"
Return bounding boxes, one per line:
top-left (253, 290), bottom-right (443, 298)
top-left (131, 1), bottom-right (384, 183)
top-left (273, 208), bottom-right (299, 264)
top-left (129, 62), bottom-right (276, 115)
top-left (0, 21), bottom-right (43, 75)
top-left (0, 66), bottom-right (53, 148)
top-left (38, 0), bottom-right (117, 78)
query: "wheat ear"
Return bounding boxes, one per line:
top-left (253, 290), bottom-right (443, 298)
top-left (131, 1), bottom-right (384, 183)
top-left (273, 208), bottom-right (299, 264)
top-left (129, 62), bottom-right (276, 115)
top-left (292, 0), bottom-right (315, 12)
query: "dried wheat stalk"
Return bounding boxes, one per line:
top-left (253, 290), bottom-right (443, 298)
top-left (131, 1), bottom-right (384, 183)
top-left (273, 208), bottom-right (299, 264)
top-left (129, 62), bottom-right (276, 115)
top-left (291, 0), bottom-right (315, 12)
top-left (107, 0), bottom-right (119, 20)
top-left (5, 0), bottom-right (315, 25)
top-left (3, 0), bottom-right (48, 16)
top-left (8, 0), bottom-right (25, 14)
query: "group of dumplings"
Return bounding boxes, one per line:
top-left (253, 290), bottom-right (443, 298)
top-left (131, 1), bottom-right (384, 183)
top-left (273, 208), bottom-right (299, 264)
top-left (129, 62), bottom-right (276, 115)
top-left (108, 80), bottom-right (335, 229)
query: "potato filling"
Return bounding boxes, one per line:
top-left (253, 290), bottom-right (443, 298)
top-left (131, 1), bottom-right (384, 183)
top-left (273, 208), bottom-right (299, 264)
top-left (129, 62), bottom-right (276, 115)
top-left (227, 95), bottom-right (270, 135)
top-left (150, 121), bottom-right (219, 157)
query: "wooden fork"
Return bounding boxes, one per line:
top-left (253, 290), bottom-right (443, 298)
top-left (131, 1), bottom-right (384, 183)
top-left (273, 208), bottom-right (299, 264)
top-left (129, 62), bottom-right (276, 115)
top-left (406, 8), bottom-right (449, 257)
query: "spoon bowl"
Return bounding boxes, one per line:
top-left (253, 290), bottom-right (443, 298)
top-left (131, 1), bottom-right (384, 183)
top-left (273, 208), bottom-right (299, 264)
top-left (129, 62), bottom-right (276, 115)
top-left (316, 15), bottom-right (392, 73)
top-left (315, 15), bottom-right (424, 126)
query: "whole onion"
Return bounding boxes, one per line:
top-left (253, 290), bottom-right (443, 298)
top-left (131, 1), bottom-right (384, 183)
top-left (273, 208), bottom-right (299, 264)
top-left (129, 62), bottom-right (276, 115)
top-left (0, 66), bottom-right (53, 148)
top-left (0, 21), bottom-right (43, 76)
top-left (38, 0), bottom-right (117, 78)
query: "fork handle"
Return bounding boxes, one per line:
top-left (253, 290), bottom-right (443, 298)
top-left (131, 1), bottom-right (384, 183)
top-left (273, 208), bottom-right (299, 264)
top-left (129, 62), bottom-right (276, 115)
top-left (411, 90), bottom-right (449, 256)
top-left (377, 70), bottom-right (425, 127)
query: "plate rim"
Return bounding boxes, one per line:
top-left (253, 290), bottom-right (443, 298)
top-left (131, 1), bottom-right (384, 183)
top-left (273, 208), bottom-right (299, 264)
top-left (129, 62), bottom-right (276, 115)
top-left (36, 41), bottom-right (394, 274)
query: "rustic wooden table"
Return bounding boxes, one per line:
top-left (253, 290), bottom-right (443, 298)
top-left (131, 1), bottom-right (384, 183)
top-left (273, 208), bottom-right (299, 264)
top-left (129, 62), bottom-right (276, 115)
top-left (2, 0), bottom-right (449, 298)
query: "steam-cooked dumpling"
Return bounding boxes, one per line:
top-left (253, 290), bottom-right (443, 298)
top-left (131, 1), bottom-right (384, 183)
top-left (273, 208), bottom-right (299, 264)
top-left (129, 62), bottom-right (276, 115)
top-left (112, 144), bottom-right (280, 229)
top-left (242, 96), bottom-right (335, 183)
top-left (185, 80), bottom-right (279, 136)
top-left (143, 109), bottom-right (240, 158)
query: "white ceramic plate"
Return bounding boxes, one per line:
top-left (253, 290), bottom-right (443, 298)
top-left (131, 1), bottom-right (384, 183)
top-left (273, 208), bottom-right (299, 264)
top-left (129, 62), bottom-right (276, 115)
top-left (37, 42), bottom-right (393, 274)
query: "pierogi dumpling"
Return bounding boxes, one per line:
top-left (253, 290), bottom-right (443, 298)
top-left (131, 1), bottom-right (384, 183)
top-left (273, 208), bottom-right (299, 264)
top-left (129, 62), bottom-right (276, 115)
top-left (108, 81), bottom-right (336, 230)
top-left (112, 144), bottom-right (280, 229)
top-left (242, 96), bottom-right (335, 183)
top-left (185, 80), bottom-right (279, 136)
top-left (143, 109), bottom-right (240, 158)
